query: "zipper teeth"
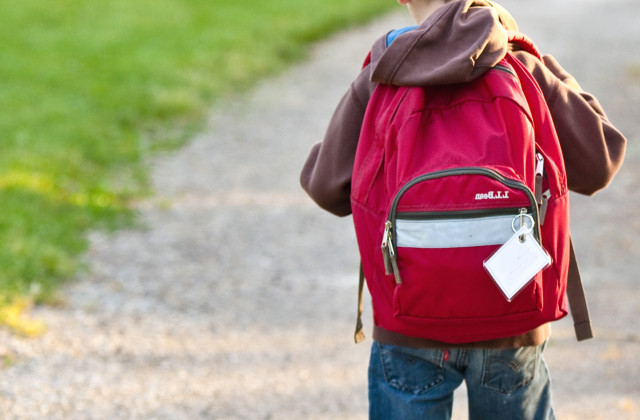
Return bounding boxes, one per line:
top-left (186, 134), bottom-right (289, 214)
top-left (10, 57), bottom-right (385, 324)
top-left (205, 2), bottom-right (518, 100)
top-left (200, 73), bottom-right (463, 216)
top-left (389, 167), bottom-right (540, 243)
top-left (397, 207), bottom-right (525, 220)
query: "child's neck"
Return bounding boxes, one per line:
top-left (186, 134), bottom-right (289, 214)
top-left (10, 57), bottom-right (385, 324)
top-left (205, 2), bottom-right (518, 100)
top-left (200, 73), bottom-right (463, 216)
top-left (408, 0), bottom-right (445, 24)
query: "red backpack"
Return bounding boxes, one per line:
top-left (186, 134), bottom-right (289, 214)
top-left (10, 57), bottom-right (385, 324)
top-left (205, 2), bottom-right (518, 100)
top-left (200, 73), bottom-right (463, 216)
top-left (351, 33), bottom-right (592, 344)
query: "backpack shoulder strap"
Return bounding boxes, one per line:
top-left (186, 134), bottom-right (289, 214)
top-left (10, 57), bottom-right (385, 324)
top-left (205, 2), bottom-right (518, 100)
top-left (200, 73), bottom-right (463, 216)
top-left (507, 31), bottom-right (543, 61)
top-left (568, 240), bottom-right (594, 341)
top-left (354, 262), bottom-right (366, 343)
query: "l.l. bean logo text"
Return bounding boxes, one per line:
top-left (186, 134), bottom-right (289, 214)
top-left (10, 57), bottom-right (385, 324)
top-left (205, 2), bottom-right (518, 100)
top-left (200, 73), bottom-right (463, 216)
top-left (475, 191), bottom-right (510, 200)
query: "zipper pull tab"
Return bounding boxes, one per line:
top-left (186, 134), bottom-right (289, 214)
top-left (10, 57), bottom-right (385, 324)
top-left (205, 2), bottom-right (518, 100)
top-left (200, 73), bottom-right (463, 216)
top-left (513, 208), bottom-right (533, 231)
top-left (540, 190), bottom-right (551, 225)
top-left (381, 221), bottom-right (402, 284)
top-left (536, 153), bottom-right (545, 176)
top-left (381, 222), bottom-right (393, 275)
top-left (390, 251), bottom-right (402, 285)
top-left (519, 207), bottom-right (527, 229)
top-left (535, 153), bottom-right (544, 205)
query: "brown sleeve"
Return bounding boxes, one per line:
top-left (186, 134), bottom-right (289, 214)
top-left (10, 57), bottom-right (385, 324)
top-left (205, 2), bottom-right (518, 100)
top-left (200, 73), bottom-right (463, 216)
top-left (300, 69), bottom-right (374, 216)
top-left (513, 51), bottom-right (627, 195)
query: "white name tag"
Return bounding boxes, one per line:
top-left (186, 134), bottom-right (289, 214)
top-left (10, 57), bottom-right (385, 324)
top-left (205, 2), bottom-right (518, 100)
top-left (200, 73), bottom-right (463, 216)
top-left (483, 227), bottom-right (551, 301)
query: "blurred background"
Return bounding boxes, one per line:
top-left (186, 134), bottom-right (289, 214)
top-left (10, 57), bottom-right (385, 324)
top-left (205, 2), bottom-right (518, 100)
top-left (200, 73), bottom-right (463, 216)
top-left (0, 0), bottom-right (394, 315)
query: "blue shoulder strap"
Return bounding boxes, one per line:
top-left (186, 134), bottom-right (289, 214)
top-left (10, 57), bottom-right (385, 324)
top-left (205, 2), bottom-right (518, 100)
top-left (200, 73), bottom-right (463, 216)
top-left (386, 26), bottom-right (418, 46)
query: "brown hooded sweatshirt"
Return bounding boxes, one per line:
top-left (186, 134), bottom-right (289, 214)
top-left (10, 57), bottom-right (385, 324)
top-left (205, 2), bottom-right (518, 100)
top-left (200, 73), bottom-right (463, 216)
top-left (300, 0), bottom-right (626, 348)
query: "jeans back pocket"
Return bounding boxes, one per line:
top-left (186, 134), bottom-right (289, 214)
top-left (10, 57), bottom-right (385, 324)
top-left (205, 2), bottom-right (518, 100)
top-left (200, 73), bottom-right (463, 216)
top-left (481, 346), bottom-right (539, 395)
top-left (377, 343), bottom-right (446, 395)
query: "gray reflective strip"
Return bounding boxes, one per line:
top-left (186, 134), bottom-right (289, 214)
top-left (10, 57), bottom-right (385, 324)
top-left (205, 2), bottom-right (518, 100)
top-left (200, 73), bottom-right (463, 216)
top-left (396, 215), bottom-right (515, 249)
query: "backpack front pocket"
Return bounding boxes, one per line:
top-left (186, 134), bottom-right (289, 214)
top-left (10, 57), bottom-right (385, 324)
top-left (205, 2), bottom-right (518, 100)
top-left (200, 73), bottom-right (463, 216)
top-left (382, 168), bottom-right (543, 321)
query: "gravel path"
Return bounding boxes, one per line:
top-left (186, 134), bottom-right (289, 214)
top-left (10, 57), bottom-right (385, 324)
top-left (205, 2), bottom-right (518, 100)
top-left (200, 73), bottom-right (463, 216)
top-left (1, 2), bottom-right (638, 419)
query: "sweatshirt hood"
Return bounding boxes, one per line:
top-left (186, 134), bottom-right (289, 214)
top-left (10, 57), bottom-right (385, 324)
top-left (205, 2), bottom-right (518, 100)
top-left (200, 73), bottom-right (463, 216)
top-left (370, 0), bottom-right (518, 86)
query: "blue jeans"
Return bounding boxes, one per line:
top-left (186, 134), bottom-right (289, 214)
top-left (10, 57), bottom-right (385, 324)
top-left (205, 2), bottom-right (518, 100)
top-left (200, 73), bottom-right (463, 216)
top-left (368, 341), bottom-right (555, 420)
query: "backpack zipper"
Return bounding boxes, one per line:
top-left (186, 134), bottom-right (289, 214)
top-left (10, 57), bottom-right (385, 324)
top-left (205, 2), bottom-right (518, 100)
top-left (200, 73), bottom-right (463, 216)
top-left (396, 206), bottom-right (523, 220)
top-left (389, 168), bottom-right (539, 237)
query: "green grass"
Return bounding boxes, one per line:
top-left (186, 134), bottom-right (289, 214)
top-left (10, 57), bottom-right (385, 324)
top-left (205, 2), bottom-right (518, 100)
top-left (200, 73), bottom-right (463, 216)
top-left (0, 0), bottom-right (395, 305)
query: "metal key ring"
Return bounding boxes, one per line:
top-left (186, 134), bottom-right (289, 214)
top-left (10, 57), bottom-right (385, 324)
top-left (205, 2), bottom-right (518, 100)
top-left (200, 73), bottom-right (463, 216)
top-left (512, 213), bottom-right (535, 234)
